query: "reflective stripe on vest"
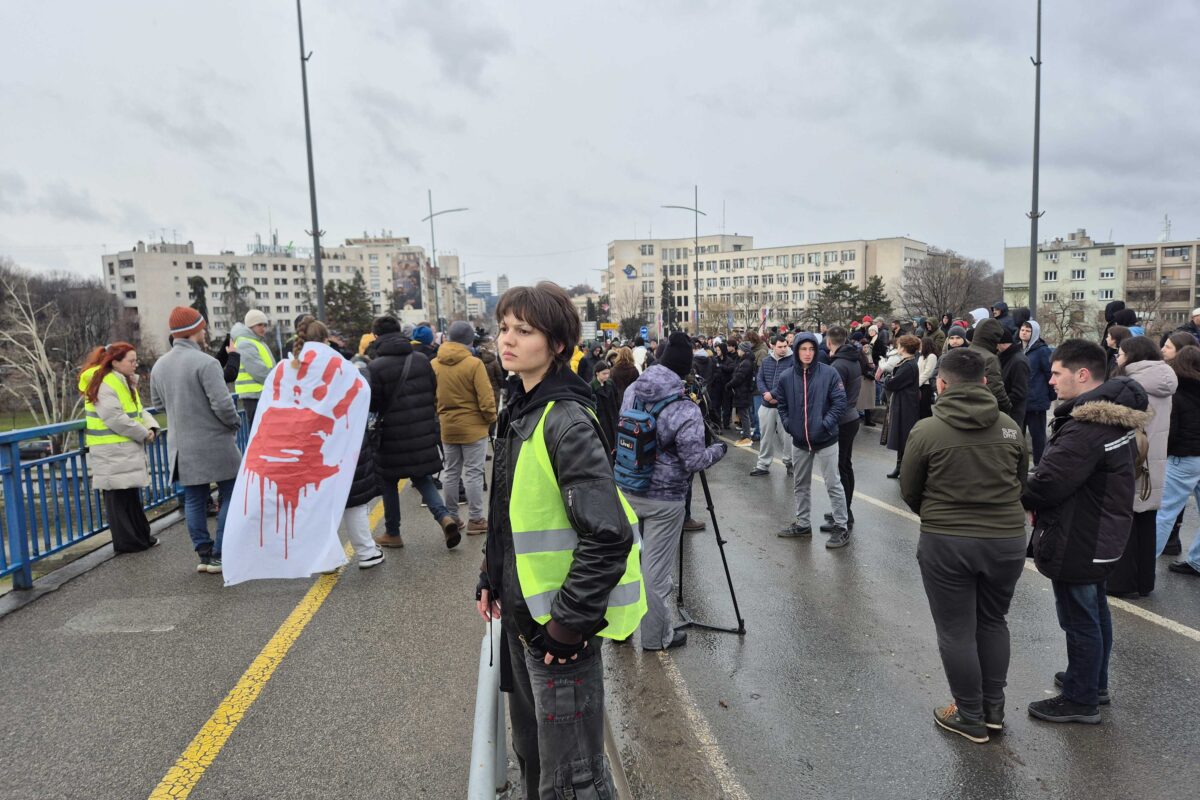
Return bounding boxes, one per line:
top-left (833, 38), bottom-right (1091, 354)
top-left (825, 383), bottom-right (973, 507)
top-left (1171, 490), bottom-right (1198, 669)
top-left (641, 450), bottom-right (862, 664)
top-left (510, 400), bottom-right (646, 640)
top-left (81, 370), bottom-right (144, 447)
top-left (235, 336), bottom-right (275, 396)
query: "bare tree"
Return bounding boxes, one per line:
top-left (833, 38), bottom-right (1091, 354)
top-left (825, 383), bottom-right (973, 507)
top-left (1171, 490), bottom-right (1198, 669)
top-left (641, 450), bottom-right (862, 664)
top-left (1124, 270), bottom-right (1168, 338)
top-left (608, 283), bottom-right (643, 324)
top-left (901, 248), bottom-right (1001, 320)
top-left (1039, 293), bottom-right (1091, 345)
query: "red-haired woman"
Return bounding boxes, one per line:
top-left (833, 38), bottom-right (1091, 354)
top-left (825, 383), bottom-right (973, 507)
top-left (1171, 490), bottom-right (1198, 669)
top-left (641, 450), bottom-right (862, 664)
top-left (79, 343), bottom-right (161, 552)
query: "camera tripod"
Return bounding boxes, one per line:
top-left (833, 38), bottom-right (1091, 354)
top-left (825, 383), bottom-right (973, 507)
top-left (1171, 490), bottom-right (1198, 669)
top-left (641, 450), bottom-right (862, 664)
top-left (675, 468), bottom-right (747, 635)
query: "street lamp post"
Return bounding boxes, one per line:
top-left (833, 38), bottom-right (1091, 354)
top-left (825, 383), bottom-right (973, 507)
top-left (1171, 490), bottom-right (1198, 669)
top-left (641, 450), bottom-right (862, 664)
top-left (662, 185), bottom-right (706, 335)
top-left (1027, 0), bottom-right (1045, 318)
top-left (421, 189), bottom-right (468, 332)
top-left (295, 0), bottom-right (325, 320)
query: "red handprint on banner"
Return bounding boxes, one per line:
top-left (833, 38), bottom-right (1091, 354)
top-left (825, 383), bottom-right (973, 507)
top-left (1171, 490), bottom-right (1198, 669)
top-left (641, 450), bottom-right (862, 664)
top-left (241, 348), bottom-right (364, 557)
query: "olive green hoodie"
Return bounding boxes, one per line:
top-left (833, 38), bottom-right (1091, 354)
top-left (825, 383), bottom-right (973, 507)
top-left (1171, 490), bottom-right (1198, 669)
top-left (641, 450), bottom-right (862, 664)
top-left (899, 382), bottom-right (1028, 538)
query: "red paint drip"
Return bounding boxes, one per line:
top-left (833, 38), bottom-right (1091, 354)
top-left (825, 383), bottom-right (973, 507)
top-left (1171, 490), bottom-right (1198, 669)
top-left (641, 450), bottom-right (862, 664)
top-left (313, 359), bottom-right (341, 401)
top-left (332, 377), bottom-right (362, 426)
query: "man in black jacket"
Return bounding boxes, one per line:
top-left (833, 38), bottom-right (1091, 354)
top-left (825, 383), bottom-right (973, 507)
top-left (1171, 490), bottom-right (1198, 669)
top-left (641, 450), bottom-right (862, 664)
top-left (824, 327), bottom-right (861, 530)
top-left (997, 328), bottom-right (1030, 430)
top-left (729, 342), bottom-right (757, 446)
top-left (1022, 340), bottom-right (1149, 725)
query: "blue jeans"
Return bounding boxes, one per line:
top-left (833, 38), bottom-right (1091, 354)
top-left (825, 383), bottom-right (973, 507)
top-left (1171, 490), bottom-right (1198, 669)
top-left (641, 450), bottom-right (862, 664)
top-left (1155, 455), bottom-right (1200, 556)
top-left (1051, 580), bottom-right (1111, 707)
top-left (380, 474), bottom-right (450, 535)
top-left (183, 480), bottom-right (234, 557)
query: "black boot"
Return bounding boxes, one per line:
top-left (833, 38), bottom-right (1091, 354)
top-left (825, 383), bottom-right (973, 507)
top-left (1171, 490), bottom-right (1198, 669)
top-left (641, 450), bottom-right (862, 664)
top-left (887, 457), bottom-right (901, 479)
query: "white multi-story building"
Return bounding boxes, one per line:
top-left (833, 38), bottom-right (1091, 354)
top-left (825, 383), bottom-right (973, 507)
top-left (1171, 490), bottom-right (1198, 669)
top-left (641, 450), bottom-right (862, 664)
top-left (601, 234), bottom-right (926, 331)
top-left (497, 274), bottom-right (510, 296)
top-left (101, 234), bottom-right (438, 354)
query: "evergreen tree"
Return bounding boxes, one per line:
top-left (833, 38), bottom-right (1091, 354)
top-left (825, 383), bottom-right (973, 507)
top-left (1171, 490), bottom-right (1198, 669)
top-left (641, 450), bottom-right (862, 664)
top-left (806, 274), bottom-right (861, 328)
top-left (585, 297), bottom-right (596, 322)
top-left (857, 276), bottom-right (894, 320)
top-left (324, 272), bottom-right (374, 342)
top-left (225, 263), bottom-right (255, 326)
top-left (660, 276), bottom-right (676, 333)
top-left (188, 275), bottom-right (210, 321)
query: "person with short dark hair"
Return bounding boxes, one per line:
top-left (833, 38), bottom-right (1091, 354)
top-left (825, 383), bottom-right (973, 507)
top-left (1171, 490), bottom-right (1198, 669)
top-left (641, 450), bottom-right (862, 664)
top-left (997, 327), bottom-right (1030, 433)
top-left (968, 318), bottom-right (1013, 415)
top-left (1022, 339), bottom-right (1149, 725)
top-left (477, 282), bottom-right (643, 800)
top-left (750, 336), bottom-right (794, 476)
top-left (902, 347), bottom-right (1028, 743)
top-left (824, 327), bottom-right (862, 530)
top-left (729, 341), bottom-right (757, 446)
top-left (883, 335), bottom-right (922, 479)
top-left (1020, 320), bottom-right (1055, 465)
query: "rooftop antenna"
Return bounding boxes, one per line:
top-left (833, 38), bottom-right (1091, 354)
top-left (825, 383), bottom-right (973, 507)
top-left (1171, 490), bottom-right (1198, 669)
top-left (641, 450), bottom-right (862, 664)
top-left (1160, 213), bottom-right (1172, 242)
top-left (722, 199), bottom-right (726, 235)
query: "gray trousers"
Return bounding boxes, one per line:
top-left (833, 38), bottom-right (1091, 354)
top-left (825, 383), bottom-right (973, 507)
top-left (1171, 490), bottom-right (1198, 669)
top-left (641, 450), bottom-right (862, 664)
top-left (791, 441), bottom-right (847, 527)
top-left (441, 437), bottom-right (487, 521)
top-left (627, 493), bottom-right (687, 649)
top-left (506, 631), bottom-right (614, 800)
top-left (755, 405), bottom-right (792, 471)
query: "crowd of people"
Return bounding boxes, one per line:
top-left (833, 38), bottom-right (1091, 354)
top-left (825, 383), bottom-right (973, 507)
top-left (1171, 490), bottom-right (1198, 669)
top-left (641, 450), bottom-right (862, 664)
top-left (76, 290), bottom-right (1200, 796)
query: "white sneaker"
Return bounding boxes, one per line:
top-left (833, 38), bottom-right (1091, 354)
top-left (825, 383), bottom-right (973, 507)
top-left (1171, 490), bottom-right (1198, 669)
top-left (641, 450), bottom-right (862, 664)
top-left (358, 551), bottom-right (386, 569)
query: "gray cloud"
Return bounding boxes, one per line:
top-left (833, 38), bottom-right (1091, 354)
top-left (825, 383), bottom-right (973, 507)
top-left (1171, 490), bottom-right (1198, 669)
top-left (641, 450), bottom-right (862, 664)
top-left (35, 182), bottom-right (107, 223)
top-left (0, 170), bottom-right (27, 213)
top-left (393, 0), bottom-right (512, 93)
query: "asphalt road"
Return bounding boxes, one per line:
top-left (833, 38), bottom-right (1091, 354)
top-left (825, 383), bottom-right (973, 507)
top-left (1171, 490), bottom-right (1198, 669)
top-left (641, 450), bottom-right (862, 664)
top-left (1, 428), bottom-right (1198, 799)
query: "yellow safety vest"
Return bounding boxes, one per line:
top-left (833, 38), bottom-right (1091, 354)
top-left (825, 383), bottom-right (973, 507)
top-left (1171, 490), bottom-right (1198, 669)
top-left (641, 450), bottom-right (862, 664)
top-left (510, 400), bottom-right (646, 640)
top-left (235, 336), bottom-right (275, 397)
top-left (79, 368), bottom-right (144, 447)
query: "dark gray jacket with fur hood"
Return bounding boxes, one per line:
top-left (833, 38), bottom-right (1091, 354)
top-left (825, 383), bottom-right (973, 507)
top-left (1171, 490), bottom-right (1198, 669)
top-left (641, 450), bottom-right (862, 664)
top-left (1022, 377), bottom-right (1150, 583)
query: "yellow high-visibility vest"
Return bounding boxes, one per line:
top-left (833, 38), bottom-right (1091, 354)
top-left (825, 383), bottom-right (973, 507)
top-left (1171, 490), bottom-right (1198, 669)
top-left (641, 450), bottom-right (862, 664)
top-left (510, 400), bottom-right (646, 640)
top-left (235, 336), bottom-right (275, 397)
top-left (79, 368), bottom-right (144, 447)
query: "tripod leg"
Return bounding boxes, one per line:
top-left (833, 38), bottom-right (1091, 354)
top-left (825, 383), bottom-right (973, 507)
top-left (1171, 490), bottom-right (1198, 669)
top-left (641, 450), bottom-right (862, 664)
top-left (698, 470), bottom-right (746, 634)
top-left (676, 514), bottom-right (684, 604)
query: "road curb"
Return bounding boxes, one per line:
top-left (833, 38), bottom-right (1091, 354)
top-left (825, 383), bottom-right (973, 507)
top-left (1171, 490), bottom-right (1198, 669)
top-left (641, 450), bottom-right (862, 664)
top-left (0, 509), bottom-right (184, 621)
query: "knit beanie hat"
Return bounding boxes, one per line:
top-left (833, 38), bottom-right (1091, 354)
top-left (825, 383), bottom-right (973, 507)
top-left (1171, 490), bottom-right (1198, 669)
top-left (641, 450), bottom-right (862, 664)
top-left (947, 325), bottom-right (967, 340)
top-left (661, 332), bottom-right (694, 378)
top-left (998, 327), bottom-right (1014, 344)
top-left (738, 341), bottom-right (753, 354)
top-left (447, 320), bottom-right (475, 346)
top-left (169, 306), bottom-right (206, 336)
top-left (412, 325), bottom-right (434, 345)
top-left (244, 309), bottom-right (269, 327)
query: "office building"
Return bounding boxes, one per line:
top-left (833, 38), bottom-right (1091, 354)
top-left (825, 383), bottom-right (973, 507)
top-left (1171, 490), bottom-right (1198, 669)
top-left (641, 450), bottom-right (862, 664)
top-left (497, 274), bottom-right (510, 296)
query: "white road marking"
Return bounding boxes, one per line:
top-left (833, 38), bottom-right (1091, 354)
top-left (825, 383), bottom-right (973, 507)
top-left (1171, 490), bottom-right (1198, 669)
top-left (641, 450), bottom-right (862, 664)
top-left (720, 433), bottom-right (1200, 644)
top-left (657, 650), bottom-right (753, 800)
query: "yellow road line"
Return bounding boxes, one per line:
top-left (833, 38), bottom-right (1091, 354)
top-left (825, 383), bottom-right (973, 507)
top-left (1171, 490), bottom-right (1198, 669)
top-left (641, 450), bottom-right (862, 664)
top-left (149, 483), bottom-right (401, 799)
top-left (721, 433), bottom-right (1200, 644)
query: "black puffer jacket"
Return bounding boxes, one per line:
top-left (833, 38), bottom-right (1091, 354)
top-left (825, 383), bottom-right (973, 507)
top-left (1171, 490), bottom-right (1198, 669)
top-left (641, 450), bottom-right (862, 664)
top-left (728, 352), bottom-right (757, 407)
top-left (1022, 377), bottom-right (1150, 583)
top-left (1168, 375), bottom-right (1200, 457)
top-left (366, 333), bottom-right (442, 480)
top-left (483, 368), bottom-right (636, 645)
top-left (999, 344), bottom-right (1030, 427)
top-left (829, 343), bottom-right (863, 425)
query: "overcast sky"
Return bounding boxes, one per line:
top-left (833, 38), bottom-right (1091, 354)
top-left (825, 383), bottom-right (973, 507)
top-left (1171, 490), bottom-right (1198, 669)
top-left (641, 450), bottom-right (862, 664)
top-left (2, 1), bottom-right (1197, 289)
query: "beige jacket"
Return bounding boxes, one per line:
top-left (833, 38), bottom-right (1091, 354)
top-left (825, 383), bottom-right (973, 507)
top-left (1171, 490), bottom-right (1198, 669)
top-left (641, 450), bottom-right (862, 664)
top-left (89, 377), bottom-right (160, 491)
top-left (431, 342), bottom-right (497, 444)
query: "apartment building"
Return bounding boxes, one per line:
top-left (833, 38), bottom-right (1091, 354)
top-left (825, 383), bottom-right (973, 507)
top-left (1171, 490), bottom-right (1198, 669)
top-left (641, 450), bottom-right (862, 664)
top-left (602, 234), bottom-right (926, 330)
top-left (1003, 227), bottom-right (1200, 330)
top-left (101, 234), bottom-right (451, 354)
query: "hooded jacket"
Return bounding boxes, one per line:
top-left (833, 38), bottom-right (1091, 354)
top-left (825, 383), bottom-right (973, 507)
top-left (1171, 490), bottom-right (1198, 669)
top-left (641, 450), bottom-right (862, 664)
top-left (1023, 320), bottom-right (1056, 412)
top-left (775, 333), bottom-right (846, 451)
top-left (230, 321), bottom-right (274, 398)
top-left (999, 342), bottom-right (1030, 427)
top-left (900, 382), bottom-right (1027, 538)
top-left (1022, 377), bottom-right (1151, 583)
top-left (431, 341), bottom-right (497, 444)
top-left (991, 302), bottom-right (1017, 335)
top-left (621, 365), bottom-right (725, 501)
top-left (968, 318), bottom-right (1013, 414)
top-left (728, 350), bottom-right (757, 407)
top-left (483, 367), bottom-right (636, 644)
top-left (366, 333), bottom-right (442, 480)
top-left (1167, 374), bottom-right (1200, 457)
top-left (829, 343), bottom-right (863, 425)
top-left (1123, 359), bottom-right (1176, 512)
top-left (756, 348), bottom-right (791, 408)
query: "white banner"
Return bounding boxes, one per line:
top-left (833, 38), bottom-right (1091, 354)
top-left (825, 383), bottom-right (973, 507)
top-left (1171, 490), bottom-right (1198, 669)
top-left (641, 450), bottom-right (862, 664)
top-left (223, 342), bottom-right (370, 586)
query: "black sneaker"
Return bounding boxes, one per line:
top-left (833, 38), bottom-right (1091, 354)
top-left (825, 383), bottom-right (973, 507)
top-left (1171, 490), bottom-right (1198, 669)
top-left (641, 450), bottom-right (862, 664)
top-left (777, 523), bottom-right (811, 538)
top-left (933, 703), bottom-right (989, 743)
top-left (1028, 694), bottom-right (1101, 724)
top-left (643, 629), bottom-right (688, 652)
top-left (825, 529), bottom-right (850, 549)
top-left (196, 556), bottom-right (210, 574)
top-left (1168, 560), bottom-right (1200, 576)
top-left (1053, 672), bottom-right (1110, 705)
top-left (785, 463), bottom-right (793, 475)
top-left (1161, 541), bottom-right (1182, 556)
top-left (983, 701), bottom-right (1005, 731)
top-left (749, 468), bottom-right (770, 476)
top-left (818, 521), bottom-right (844, 533)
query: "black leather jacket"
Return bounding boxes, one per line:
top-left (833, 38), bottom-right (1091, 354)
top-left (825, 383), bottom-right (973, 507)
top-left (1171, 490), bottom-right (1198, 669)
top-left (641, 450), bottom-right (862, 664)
top-left (482, 367), bottom-right (635, 645)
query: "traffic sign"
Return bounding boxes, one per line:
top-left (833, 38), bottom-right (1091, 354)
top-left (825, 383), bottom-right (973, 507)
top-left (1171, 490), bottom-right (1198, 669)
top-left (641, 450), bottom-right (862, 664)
top-left (582, 321), bottom-right (597, 339)
top-left (639, 326), bottom-right (649, 339)
top-left (599, 322), bottom-right (618, 330)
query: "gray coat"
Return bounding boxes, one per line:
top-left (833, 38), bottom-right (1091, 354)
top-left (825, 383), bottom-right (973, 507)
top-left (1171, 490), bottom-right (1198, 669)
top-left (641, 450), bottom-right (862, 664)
top-left (150, 338), bottom-right (242, 485)
top-left (89, 377), bottom-right (160, 491)
top-left (1124, 359), bottom-right (1177, 513)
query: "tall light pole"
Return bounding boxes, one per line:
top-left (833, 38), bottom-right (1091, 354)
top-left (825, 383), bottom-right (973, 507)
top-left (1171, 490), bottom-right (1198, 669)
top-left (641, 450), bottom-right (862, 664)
top-left (295, 0), bottom-right (325, 319)
top-left (1027, 0), bottom-right (1045, 318)
top-left (421, 189), bottom-right (468, 332)
top-left (662, 185), bottom-right (706, 334)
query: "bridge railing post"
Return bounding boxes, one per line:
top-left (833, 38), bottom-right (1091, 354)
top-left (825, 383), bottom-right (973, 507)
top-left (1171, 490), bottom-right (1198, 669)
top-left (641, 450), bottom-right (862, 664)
top-left (1, 441), bottom-right (33, 590)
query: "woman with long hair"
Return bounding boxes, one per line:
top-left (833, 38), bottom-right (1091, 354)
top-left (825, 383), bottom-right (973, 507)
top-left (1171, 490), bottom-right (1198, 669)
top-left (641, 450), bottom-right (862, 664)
top-left (884, 335), bottom-right (922, 479)
top-left (610, 346), bottom-right (640, 406)
top-left (1109, 337), bottom-right (1176, 596)
top-left (1104, 325), bottom-right (1132, 377)
top-left (1157, 346), bottom-right (1200, 576)
top-left (79, 343), bottom-right (161, 553)
top-left (917, 336), bottom-right (940, 419)
top-left (1162, 331), bottom-right (1198, 362)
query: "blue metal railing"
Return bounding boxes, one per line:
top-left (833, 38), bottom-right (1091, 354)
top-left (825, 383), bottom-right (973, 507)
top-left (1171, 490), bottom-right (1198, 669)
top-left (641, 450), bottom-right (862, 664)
top-left (0, 405), bottom-right (248, 590)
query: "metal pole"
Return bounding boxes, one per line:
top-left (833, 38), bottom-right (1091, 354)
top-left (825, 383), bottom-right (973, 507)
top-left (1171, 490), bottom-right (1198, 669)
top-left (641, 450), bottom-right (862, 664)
top-left (1027, 0), bottom-right (1044, 318)
top-left (694, 184), bottom-right (700, 335)
top-left (296, 0), bottom-right (324, 320)
top-left (428, 189), bottom-right (439, 332)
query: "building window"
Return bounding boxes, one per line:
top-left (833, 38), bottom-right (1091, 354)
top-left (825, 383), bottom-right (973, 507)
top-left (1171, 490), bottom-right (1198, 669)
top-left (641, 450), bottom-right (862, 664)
top-left (809, 272), bottom-right (820, 283)
top-left (1129, 248), bottom-right (1156, 260)
top-left (823, 251), bottom-right (837, 263)
top-left (807, 253), bottom-right (820, 265)
top-left (732, 276), bottom-right (745, 287)
top-left (807, 290), bottom-right (819, 300)
top-left (123, 291), bottom-right (136, 299)
top-left (776, 255), bottom-right (787, 266)
top-left (1100, 289), bottom-right (1114, 300)
top-left (748, 276), bottom-right (759, 286)
top-left (1164, 246), bottom-right (1190, 258)
top-left (1099, 269), bottom-right (1115, 279)
top-left (763, 274), bottom-right (775, 285)
top-left (841, 250), bottom-right (856, 261)
top-left (1042, 292), bottom-right (1057, 302)
top-left (642, 280), bottom-right (655, 294)
top-left (1100, 247), bottom-right (1116, 256)
top-left (733, 259), bottom-right (744, 269)
top-left (1043, 270), bottom-right (1058, 281)
top-left (639, 244), bottom-right (654, 256)
top-left (747, 257), bottom-right (758, 268)
top-left (792, 254), bottom-right (803, 266)
top-left (841, 270), bottom-right (855, 281)
top-left (1070, 269), bottom-right (1086, 280)
top-left (1071, 291), bottom-right (1085, 301)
